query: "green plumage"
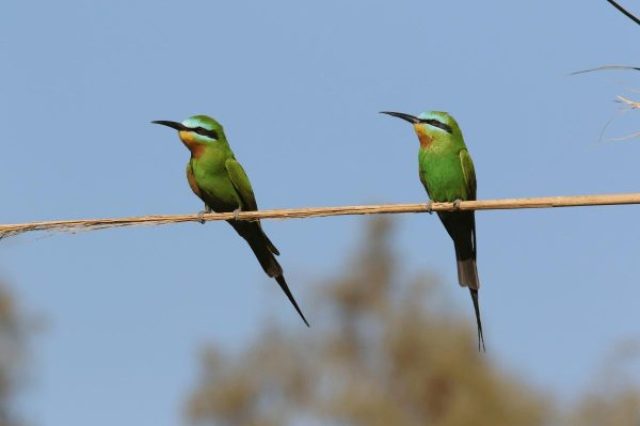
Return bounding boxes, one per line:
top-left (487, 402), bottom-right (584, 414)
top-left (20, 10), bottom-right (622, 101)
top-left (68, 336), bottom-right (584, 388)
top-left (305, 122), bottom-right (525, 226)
top-left (153, 115), bottom-right (308, 326)
top-left (382, 110), bottom-right (484, 351)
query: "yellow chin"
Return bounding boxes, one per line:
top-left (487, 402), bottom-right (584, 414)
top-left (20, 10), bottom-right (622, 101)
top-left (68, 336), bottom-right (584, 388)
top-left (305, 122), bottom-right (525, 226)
top-left (179, 130), bottom-right (196, 145)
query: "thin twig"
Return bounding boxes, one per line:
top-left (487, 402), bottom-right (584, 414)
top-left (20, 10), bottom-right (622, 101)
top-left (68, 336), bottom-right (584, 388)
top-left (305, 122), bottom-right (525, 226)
top-left (1, 193), bottom-right (640, 239)
top-left (570, 65), bottom-right (640, 76)
top-left (609, 131), bottom-right (640, 141)
top-left (606, 0), bottom-right (640, 26)
top-left (602, 96), bottom-right (640, 141)
top-left (617, 95), bottom-right (640, 109)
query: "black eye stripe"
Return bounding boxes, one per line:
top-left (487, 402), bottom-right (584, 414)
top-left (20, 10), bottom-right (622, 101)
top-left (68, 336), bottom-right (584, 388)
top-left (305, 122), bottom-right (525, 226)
top-left (420, 119), bottom-right (452, 134)
top-left (191, 127), bottom-right (219, 139)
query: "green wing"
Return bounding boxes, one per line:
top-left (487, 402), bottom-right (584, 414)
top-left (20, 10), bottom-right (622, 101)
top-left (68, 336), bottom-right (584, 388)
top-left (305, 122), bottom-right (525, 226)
top-left (459, 149), bottom-right (477, 200)
top-left (225, 158), bottom-right (280, 255)
top-left (225, 158), bottom-right (259, 211)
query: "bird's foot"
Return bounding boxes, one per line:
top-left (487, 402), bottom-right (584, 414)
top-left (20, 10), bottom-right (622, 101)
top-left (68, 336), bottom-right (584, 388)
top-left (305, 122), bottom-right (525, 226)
top-left (197, 206), bottom-right (212, 225)
top-left (232, 207), bottom-right (242, 221)
top-left (197, 210), bottom-right (207, 225)
top-left (452, 199), bottom-right (462, 211)
top-left (425, 200), bottom-right (434, 214)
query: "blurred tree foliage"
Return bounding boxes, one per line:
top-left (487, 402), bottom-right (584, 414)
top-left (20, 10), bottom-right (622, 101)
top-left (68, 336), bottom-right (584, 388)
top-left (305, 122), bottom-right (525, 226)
top-left (0, 283), bottom-right (30, 426)
top-left (185, 218), bottom-right (639, 426)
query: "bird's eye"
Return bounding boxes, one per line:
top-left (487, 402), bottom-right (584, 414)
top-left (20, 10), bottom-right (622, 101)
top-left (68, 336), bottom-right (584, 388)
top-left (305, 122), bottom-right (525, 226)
top-left (422, 119), bottom-right (452, 134)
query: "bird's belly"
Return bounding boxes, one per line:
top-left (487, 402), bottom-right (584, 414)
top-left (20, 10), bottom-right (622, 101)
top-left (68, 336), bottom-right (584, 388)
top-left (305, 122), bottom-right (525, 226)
top-left (193, 171), bottom-right (240, 212)
top-left (421, 163), bottom-right (469, 202)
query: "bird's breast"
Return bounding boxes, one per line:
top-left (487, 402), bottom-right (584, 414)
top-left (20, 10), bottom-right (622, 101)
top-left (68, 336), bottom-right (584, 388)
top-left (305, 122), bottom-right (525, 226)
top-left (189, 155), bottom-right (239, 211)
top-left (179, 131), bottom-right (206, 156)
top-left (413, 125), bottom-right (433, 148)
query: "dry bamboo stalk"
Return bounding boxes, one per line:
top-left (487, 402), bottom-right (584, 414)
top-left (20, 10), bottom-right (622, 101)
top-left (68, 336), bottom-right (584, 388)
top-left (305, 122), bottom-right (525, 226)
top-left (1, 192), bottom-right (640, 239)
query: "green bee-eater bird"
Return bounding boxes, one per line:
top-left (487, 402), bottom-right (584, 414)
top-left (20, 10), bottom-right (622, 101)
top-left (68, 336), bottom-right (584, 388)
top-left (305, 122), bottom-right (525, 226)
top-left (152, 115), bottom-right (309, 326)
top-left (381, 110), bottom-right (484, 350)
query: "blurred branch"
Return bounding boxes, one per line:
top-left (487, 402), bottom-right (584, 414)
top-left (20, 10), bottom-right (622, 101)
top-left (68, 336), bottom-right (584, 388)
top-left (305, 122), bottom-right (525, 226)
top-left (2, 192), bottom-right (640, 238)
top-left (606, 0), bottom-right (640, 26)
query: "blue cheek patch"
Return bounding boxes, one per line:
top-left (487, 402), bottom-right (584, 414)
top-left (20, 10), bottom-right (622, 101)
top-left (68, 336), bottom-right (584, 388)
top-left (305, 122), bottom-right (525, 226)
top-left (419, 111), bottom-right (454, 122)
top-left (181, 118), bottom-right (199, 129)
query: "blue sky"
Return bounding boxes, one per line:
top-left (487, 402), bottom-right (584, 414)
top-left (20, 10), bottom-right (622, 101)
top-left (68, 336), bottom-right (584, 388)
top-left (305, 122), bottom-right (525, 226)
top-left (2, 0), bottom-right (640, 424)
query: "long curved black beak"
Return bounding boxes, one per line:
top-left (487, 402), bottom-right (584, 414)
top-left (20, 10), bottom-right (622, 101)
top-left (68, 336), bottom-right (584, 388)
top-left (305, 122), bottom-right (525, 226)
top-left (151, 120), bottom-right (188, 131)
top-left (380, 111), bottom-right (419, 124)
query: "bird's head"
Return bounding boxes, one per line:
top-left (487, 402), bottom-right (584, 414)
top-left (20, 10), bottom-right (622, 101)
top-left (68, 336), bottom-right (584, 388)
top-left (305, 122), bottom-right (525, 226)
top-left (380, 110), bottom-right (461, 148)
top-left (152, 115), bottom-right (226, 153)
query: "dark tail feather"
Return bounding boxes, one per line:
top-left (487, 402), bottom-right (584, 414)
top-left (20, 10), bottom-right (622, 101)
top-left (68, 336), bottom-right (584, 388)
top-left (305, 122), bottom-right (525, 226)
top-left (245, 234), bottom-right (282, 277)
top-left (263, 232), bottom-right (280, 256)
top-left (469, 288), bottom-right (485, 352)
top-left (238, 224), bottom-right (309, 326)
top-left (452, 231), bottom-right (479, 289)
top-left (456, 254), bottom-right (479, 289)
top-left (440, 213), bottom-right (484, 350)
top-left (439, 212), bottom-right (478, 289)
top-left (275, 274), bottom-right (310, 327)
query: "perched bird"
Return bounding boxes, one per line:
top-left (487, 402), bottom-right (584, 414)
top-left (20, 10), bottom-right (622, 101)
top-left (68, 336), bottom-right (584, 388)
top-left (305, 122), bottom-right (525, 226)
top-left (381, 111), bottom-right (484, 350)
top-left (152, 115), bottom-right (309, 326)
